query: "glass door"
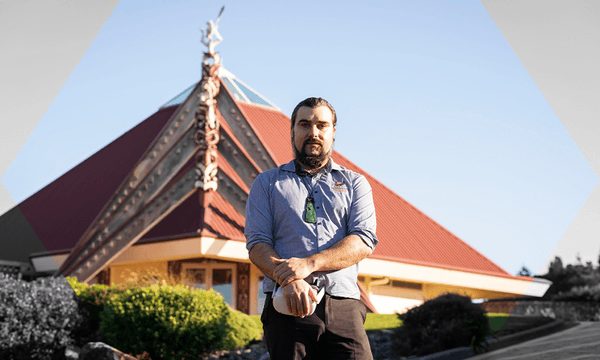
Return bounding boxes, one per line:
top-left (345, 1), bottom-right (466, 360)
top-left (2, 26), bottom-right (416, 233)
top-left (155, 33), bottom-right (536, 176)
top-left (181, 262), bottom-right (236, 308)
top-left (212, 268), bottom-right (233, 306)
top-left (257, 275), bottom-right (266, 313)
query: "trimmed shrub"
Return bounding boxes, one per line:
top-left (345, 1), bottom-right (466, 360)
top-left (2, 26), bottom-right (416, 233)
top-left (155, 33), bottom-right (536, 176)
top-left (221, 309), bottom-right (262, 350)
top-left (66, 277), bottom-right (121, 346)
top-left (0, 274), bottom-right (82, 360)
top-left (553, 283), bottom-right (600, 302)
top-left (392, 293), bottom-right (492, 357)
top-left (98, 283), bottom-right (258, 359)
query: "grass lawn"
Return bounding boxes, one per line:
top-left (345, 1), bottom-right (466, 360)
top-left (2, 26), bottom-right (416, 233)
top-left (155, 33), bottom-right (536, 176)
top-left (365, 313), bottom-right (511, 332)
top-left (364, 313), bottom-right (402, 331)
top-left (250, 313), bottom-right (511, 334)
top-left (249, 313), bottom-right (402, 333)
top-left (487, 313), bottom-right (510, 333)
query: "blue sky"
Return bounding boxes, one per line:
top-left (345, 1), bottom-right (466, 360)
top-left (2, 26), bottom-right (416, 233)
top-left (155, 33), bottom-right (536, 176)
top-left (2, 0), bottom-right (597, 276)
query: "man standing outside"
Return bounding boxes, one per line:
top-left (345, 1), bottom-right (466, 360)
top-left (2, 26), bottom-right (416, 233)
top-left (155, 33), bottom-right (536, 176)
top-left (245, 97), bottom-right (378, 359)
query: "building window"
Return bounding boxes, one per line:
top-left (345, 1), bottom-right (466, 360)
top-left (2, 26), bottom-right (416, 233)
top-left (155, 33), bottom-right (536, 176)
top-left (182, 262), bottom-right (236, 308)
top-left (185, 268), bottom-right (207, 289)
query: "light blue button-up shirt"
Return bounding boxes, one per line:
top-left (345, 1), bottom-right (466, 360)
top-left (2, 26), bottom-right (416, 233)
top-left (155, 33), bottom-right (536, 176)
top-left (245, 159), bottom-right (378, 299)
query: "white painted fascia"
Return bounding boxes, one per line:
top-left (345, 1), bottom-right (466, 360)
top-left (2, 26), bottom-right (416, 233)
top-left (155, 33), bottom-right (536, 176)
top-left (112, 236), bottom-right (249, 265)
top-left (359, 258), bottom-right (550, 297)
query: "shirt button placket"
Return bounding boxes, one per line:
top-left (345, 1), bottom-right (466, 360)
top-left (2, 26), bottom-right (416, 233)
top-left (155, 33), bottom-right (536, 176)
top-left (314, 188), bottom-right (320, 252)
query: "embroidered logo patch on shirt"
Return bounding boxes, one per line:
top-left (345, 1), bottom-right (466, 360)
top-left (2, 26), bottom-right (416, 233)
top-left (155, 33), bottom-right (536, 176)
top-left (332, 180), bottom-right (347, 193)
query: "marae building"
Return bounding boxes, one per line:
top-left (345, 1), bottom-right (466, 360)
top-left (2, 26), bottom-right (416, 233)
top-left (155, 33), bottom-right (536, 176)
top-left (0, 27), bottom-right (550, 314)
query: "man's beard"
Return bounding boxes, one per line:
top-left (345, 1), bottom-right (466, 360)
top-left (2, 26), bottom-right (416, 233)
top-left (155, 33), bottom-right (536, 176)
top-left (293, 137), bottom-right (333, 170)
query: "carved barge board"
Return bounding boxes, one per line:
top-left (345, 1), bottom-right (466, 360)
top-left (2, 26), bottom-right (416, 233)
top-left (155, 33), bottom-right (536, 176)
top-left (60, 126), bottom-right (200, 276)
top-left (218, 129), bottom-right (261, 190)
top-left (63, 167), bottom-right (197, 282)
top-left (216, 86), bottom-right (277, 172)
top-left (216, 169), bottom-right (248, 217)
top-left (60, 82), bottom-right (205, 276)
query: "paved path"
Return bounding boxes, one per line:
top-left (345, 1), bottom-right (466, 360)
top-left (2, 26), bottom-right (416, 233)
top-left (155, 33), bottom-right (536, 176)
top-left (470, 322), bottom-right (600, 360)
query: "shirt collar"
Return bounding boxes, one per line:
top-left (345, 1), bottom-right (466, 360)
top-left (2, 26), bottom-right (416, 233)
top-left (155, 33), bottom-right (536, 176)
top-left (282, 158), bottom-right (342, 175)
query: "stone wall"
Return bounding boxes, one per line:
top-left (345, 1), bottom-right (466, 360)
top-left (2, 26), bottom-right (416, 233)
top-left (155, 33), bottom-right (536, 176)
top-left (480, 300), bottom-right (600, 321)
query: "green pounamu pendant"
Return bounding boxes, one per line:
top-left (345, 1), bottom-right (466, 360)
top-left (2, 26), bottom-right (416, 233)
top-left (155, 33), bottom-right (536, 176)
top-left (305, 197), bottom-right (316, 223)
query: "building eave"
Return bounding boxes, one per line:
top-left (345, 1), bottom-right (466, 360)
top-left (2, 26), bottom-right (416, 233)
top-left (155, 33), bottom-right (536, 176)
top-left (359, 257), bottom-right (550, 298)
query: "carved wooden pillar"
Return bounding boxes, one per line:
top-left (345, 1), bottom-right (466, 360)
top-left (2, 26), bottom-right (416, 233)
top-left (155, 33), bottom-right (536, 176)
top-left (98, 267), bottom-right (111, 285)
top-left (237, 263), bottom-right (250, 314)
top-left (167, 260), bottom-right (182, 283)
top-left (194, 40), bottom-right (222, 209)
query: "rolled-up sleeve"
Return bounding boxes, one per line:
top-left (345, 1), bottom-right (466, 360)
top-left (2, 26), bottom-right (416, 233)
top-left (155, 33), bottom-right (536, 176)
top-left (245, 173), bottom-right (274, 251)
top-left (347, 175), bottom-right (378, 250)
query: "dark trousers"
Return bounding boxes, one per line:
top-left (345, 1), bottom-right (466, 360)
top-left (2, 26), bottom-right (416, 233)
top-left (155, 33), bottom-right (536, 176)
top-left (261, 293), bottom-right (373, 360)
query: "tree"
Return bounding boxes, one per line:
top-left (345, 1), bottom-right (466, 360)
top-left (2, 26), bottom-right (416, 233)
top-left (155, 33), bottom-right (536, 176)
top-left (516, 266), bottom-right (533, 277)
top-left (538, 256), bottom-right (600, 299)
top-left (548, 256), bottom-right (563, 275)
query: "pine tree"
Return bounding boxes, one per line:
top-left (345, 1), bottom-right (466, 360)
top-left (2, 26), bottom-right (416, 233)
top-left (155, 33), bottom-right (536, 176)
top-left (516, 266), bottom-right (532, 277)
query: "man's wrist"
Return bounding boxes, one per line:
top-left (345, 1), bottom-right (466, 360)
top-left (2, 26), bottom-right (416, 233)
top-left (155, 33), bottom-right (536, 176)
top-left (283, 278), bottom-right (306, 288)
top-left (306, 255), bottom-right (321, 273)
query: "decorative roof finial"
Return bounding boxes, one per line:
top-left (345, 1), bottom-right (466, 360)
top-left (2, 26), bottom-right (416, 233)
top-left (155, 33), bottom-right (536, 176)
top-left (200, 6), bottom-right (224, 65)
top-left (194, 6), bottom-right (224, 195)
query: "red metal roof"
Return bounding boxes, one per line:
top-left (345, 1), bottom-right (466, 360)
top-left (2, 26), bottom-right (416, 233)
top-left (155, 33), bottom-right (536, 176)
top-left (236, 103), bottom-right (293, 166)
top-left (16, 107), bottom-right (177, 253)
top-left (10, 104), bottom-right (249, 254)
top-left (236, 102), bottom-right (510, 277)
top-left (333, 152), bottom-right (510, 277)
top-left (203, 190), bottom-right (246, 241)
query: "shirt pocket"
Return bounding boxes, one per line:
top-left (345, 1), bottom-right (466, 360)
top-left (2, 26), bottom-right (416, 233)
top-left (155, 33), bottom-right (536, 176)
top-left (322, 192), bottom-right (350, 232)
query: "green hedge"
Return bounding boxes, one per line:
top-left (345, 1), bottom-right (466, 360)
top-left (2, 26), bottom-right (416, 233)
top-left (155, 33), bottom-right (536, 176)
top-left (100, 284), bottom-right (227, 358)
top-left (92, 281), bottom-right (261, 359)
top-left (0, 274), bottom-right (82, 359)
top-left (221, 309), bottom-right (263, 350)
top-left (67, 277), bottom-right (126, 346)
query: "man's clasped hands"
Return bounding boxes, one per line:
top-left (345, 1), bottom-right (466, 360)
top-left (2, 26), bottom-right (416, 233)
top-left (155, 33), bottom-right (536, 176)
top-left (272, 257), bottom-right (320, 318)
